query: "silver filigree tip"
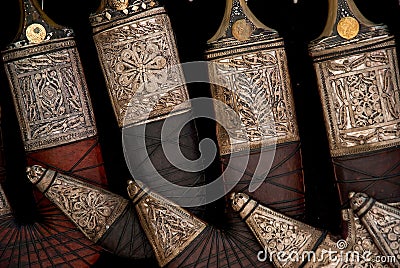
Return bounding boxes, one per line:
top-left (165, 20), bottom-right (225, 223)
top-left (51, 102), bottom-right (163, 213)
top-left (349, 192), bottom-right (371, 214)
top-left (26, 165), bottom-right (46, 184)
top-left (230, 192), bottom-right (250, 212)
top-left (127, 180), bottom-right (145, 200)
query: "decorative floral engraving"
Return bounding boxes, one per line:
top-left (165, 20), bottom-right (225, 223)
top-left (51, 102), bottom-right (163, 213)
top-left (209, 48), bottom-right (299, 155)
top-left (45, 175), bottom-right (128, 242)
top-left (253, 212), bottom-right (313, 255)
top-left (115, 43), bottom-right (168, 94)
top-left (93, 11), bottom-right (190, 127)
top-left (136, 194), bottom-right (206, 267)
top-left (317, 47), bottom-right (400, 156)
top-left (5, 46), bottom-right (97, 151)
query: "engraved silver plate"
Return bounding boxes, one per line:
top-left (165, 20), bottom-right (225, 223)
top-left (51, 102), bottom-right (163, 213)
top-left (3, 40), bottom-right (97, 151)
top-left (93, 8), bottom-right (190, 127)
top-left (313, 38), bottom-right (400, 157)
top-left (208, 44), bottom-right (299, 155)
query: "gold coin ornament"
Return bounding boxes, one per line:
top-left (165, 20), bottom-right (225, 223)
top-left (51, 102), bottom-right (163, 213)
top-left (108, 0), bottom-right (129, 10)
top-left (232, 19), bottom-right (253, 41)
top-left (26, 23), bottom-right (47, 44)
top-left (337, 17), bottom-right (360, 40)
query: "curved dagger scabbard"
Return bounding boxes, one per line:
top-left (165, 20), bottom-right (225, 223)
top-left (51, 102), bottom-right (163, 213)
top-left (230, 192), bottom-right (326, 268)
top-left (26, 165), bottom-right (154, 259)
top-left (2, 0), bottom-right (107, 187)
top-left (309, 0), bottom-right (400, 206)
top-left (90, 0), bottom-right (206, 214)
top-left (206, 0), bottom-right (305, 218)
top-left (231, 192), bottom-right (395, 267)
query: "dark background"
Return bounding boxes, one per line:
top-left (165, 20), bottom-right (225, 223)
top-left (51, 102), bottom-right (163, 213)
top-left (0, 0), bottom-right (399, 266)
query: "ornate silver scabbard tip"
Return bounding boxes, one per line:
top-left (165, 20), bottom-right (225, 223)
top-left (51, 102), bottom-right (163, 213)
top-left (230, 193), bottom-right (325, 267)
top-left (27, 166), bottom-right (128, 243)
top-left (127, 180), bottom-right (147, 204)
top-left (127, 180), bottom-right (207, 267)
top-left (350, 192), bottom-right (400, 266)
top-left (230, 192), bottom-right (399, 267)
top-left (230, 192), bottom-right (260, 220)
top-left (230, 192), bottom-right (250, 212)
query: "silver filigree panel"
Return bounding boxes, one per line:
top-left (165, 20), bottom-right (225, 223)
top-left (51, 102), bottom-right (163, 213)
top-left (93, 9), bottom-right (190, 127)
top-left (316, 45), bottom-right (400, 156)
top-left (209, 47), bottom-right (299, 155)
top-left (4, 42), bottom-right (97, 151)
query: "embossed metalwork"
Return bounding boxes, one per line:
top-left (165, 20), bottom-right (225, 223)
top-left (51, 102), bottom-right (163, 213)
top-left (231, 193), bottom-right (324, 267)
top-left (207, 0), bottom-right (279, 50)
top-left (127, 181), bottom-right (206, 267)
top-left (92, 7), bottom-right (190, 127)
top-left (27, 165), bottom-right (128, 243)
top-left (207, 0), bottom-right (299, 155)
top-left (317, 209), bottom-right (392, 267)
top-left (232, 19), bottom-right (252, 41)
top-left (312, 40), bottom-right (400, 157)
top-left (3, 41), bottom-right (97, 151)
top-left (108, 0), bottom-right (129, 11)
top-left (208, 47), bottom-right (299, 155)
top-left (6, 0), bottom-right (74, 50)
top-left (26, 23), bottom-right (47, 44)
top-left (309, 0), bottom-right (390, 51)
top-left (337, 17), bottom-right (359, 40)
top-left (351, 193), bottom-right (400, 266)
top-left (231, 192), bottom-right (393, 267)
top-left (2, 0), bottom-right (97, 151)
top-left (309, 0), bottom-right (400, 157)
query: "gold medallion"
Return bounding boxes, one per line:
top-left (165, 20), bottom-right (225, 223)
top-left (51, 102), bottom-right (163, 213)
top-left (337, 17), bottom-right (359, 40)
top-left (26, 23), bottom-right (47, 44)
top-left (232, 19), bottom-right (252, 41)
top-left (108, 0), bottom-right (129, 11)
